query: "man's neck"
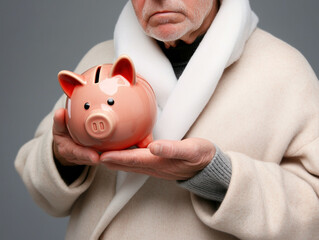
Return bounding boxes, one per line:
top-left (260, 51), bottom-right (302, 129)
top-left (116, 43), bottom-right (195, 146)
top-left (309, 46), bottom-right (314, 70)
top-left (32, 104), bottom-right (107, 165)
top-left (157, 34), bottom-right (205, 79)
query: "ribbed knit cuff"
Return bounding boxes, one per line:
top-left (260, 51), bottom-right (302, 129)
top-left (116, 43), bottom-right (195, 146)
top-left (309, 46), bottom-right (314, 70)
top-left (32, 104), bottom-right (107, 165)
top-left (177, 146), bottom-right (232, 202)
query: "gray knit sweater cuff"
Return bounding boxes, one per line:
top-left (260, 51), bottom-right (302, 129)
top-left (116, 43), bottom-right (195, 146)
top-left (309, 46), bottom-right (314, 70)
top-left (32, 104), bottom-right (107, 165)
top-left (177, 146), bottom-right (232, 202)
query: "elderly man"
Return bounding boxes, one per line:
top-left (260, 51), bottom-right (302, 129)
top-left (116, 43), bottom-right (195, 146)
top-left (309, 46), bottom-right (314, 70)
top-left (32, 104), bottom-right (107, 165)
top-left (15, 0), bottom-right (319, 239)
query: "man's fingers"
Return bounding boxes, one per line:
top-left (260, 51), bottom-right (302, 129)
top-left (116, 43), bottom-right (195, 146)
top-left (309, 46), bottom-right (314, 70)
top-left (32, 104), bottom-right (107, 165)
top-left (53, 108), bottom-right (67, 134)
top-left (55, 141), bottom-right (99, 166)
top-left (103, 161), bottom-right (152, 174)
top-left (53, 115), bottom-right (100, 166)
top-left (148, 138), bottom-right (216, 162)
top-left (100, 148), bottom-right (162, 167)
top-left (99, 138), bottom-right (215, 180)
top-left (102, 161), bottom-right (178, 180)
top-left (71, 145), bottom-right (100, 164)
top-left (148, 139), bottom-right (196, 160)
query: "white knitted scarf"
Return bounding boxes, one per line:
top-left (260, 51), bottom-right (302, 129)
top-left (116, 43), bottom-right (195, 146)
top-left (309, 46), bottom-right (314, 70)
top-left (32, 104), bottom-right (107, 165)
top-left (91, 0), bottom-right (258, 238)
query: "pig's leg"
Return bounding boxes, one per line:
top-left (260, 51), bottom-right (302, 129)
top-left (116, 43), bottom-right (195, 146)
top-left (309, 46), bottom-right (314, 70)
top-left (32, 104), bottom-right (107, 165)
top-left (136, 134), bottom-right (153, 148)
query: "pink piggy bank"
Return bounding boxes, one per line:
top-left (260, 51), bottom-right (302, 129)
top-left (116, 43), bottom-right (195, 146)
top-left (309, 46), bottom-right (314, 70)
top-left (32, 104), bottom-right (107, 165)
top-left (58, 55), bottom-right (157, 152)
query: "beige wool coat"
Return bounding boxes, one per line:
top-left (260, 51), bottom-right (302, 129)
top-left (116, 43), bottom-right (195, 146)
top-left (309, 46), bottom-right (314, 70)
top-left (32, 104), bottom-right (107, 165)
top-left (15, 28), bottom-right (319, 239)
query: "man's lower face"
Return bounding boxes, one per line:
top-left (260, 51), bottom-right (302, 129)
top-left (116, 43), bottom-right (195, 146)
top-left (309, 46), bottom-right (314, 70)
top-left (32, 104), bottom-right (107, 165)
top-left (131, 0), bottom-right (215, 43)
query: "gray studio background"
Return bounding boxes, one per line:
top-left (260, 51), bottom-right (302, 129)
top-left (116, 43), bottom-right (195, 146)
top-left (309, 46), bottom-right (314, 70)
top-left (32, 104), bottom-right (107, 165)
top-left (1, 0), bottom-right (318, 239)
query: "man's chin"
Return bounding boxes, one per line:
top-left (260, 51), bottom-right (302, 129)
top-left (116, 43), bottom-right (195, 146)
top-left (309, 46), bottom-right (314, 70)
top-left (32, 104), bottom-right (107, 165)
top-left (146, 24), bottom-right (188, 43)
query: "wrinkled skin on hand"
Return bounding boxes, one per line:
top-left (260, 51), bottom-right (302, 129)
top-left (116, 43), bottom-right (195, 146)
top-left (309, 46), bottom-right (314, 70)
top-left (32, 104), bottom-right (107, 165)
top-left (53, 108), bottom-right (216, 180)
top-left (100, 138), bottom-right (216, 180)
top-left (53, 108), bottom-right (100, 166)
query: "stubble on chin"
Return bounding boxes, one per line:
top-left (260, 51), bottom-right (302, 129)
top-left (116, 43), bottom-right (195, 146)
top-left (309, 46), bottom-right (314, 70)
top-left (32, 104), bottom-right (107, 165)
top-left (140, 0), bottom-right (215, 45)
top-left (141, 1), bottom-right (188, 42)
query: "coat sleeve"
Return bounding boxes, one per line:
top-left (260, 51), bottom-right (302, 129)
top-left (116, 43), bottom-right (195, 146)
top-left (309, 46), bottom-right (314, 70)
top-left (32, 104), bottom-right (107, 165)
top-left (192, 141), bottom-right (319, 239)
top-left (15, 95), bottom-right (97, 217)
top-left (14, 40), bottom-right (114, 217)
top-left (190, 49), bottom-right (319, 239)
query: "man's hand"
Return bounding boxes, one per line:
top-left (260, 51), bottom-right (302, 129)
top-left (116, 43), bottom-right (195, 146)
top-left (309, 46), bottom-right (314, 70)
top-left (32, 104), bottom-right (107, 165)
top-left (53, 108), bottom-right (100, 166)
top-left (100, 138), bottom-right (216, 180)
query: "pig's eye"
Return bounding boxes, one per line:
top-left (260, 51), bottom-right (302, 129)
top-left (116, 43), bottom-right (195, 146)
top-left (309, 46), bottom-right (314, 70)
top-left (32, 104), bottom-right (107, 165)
top-left (84, 102), bottom-right (90, 110)
top-left (107, 98), bottom-right (115, 106)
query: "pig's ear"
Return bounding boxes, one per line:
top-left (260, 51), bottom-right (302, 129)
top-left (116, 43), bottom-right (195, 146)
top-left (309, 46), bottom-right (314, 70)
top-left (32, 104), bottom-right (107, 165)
top-left (110, 55), bottom-right (136, 85)
top-left (58, 70), bottom-right (86, 98)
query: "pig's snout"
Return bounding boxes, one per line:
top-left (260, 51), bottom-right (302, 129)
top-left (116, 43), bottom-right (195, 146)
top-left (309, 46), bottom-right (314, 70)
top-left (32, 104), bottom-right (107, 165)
top-left (85, 113), bottom-right (115, 140)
